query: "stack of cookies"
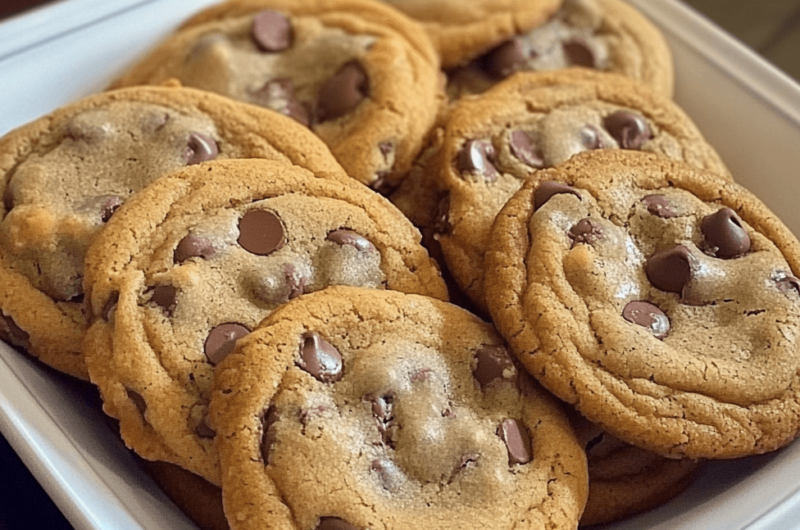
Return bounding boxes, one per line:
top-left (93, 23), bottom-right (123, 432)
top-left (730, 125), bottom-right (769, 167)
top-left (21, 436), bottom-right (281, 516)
top-left (1, 0), bottom-right (799, 528)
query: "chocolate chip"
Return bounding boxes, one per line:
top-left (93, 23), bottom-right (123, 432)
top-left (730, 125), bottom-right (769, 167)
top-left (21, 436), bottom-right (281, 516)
top-left (457, 139), bottom-right (498, 182)
top-left (580, 125), bottom-right (604, 150)
top-left (568, 218), bottom-right (602, 246)
top-left (603, 111), bottom-right (652, 150)
top-left (326, 229), bottom-right (376, 253)
top-left (253, 78), bottom-right (310, 126)
top-left (251, 10), bottom-right (292, 52)
top-left (3, 185), bottom-right (13, 212)
top-left (700, 208), bottom-right (751, 259)
top-left (563, 40), bottom-right (595, 68)
top-left (147, 284), bottom-right (178, 315)
top-left (433, 194), bottom-right (452, 234)
top-left (316, 60), bottom-right (369, 122)
top-left (260, 405), bottom-right (280, 464)
top-left (125, 388), bottom-right (147, 415)
top-left (484, 38), bottom-right (526, 78)
top-left (102, 291), bottom-right (120, 321)
top-left (174, 234), bottom-right (216, 263)
top-left (776, 273), bottom-right (800, 298)
top-left (316, 517), bottom-right (358, 530)
top-left (370, 458), bottom-right (402, 492)
top-left (509, 130), bottom-right (544, 168)
top-left (642, 195), bottom-right (676, 218)
top-left (184, 133), bottom-right (219, 165)
top-left (195, 416), bottom-right (216, 439)
top-left (368, 393), bottom-right (397, 448)
top-left (284, 264), bottom-right (307, 300)
top-left (99, 195), bottom-right (123, 222)
top-left (622, 301), bottom-right (670, 339)
top-left (472, 345), bottom-right (514, 389)
top-left (298, 332), bottom-right (343, 383)
top-left (1, 312), bottom-right (29, 348)
top-left (379, 141), bottom-right (394, 158)
top-left (238, 210), bottom-right (285, 256)
top-left (497, 419), bottom-right (532, 465)
top-left (646, 245), bottom-right (693, 295)
top-left (533, 181), bottom-right (581, 211)
top-left (204, 323), bottom-right (250, 365)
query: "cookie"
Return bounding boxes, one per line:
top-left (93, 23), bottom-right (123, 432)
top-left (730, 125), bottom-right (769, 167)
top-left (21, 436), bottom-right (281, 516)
top-left (110, 0), bottom-right (443, 191)
top-left (0, 84), bottom-right (350, 380)
top-left (82, 158), bottom-right (448, 484)
top-left (431, 69), bottom-right (729, 312)
top-left (209, 286), bottom-right (588, 530)
top-left (485, 149), bottom-right (800, 459)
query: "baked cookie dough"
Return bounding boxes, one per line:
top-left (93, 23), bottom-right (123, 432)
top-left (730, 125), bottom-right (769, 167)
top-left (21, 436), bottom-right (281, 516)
top-left (485, 149), bottom-right (800, 459)
top-left (430, 69), bottom-right (729, 312)
top-left (82, 158), bottom-right (448, 484)
top-left (209, 286), bottom-right (588, 530)
top-left (110, 0), bottom-right (443, 191)
top-left (0, 84), bottom-right (349, 379)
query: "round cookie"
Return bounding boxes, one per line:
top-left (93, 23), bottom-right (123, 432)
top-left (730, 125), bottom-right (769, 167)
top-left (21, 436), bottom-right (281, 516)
top-left (110, 0), bottom-right (443, 191)
top-left (82, 158), bottom-right (448, 484)
top-left (209, 286), bottom-right (588, 530)
top-left (485, 149), bottom-right (800, 459)
top-left (0, 84), bottom-right (350, 380)
top-left (431, 69), bottom-right (729, 312)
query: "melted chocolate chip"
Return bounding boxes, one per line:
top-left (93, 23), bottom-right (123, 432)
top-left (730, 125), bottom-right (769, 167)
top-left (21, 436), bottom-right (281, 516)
top-left (603, 111), bottom-right (652, 150)
top-left (700, 208), bottom-right (751, 259)
top-left (298, 332), bottom-right (343, 383)
top-left (368, 393), bottom-right (397, 448)
top-left (568, 218), bottom-right (602, 246)
top-left (497, 419), bottom-right (533, 465)
top-left (316, 517), bottom-right (358, 530)
top-left (457, 139), bottom-right (498, 182)
top-left (326, 229), bottom-right (376, 253)
top-left (204, 323), bottom-right (250, 365)
top-left (147, 284), bottom-right (178, 315)
top-left (260, 405), bottom-right (280, 464)
top-left (777, 273), bottom-right (800, 298)
top-left (622, 301), bottom-right (670, 339)
top-left (646, 245), bottom-right (693, 295)
top-left (433, 194), bottom-right (452, 234)
top-left (184, 133), bottom-right (219, 165)
top-left (563, 40), bottom-right (595, 68)
top-left (580, 125), bottom-right (604, 150)
top-left (533, 181), bottom-right (581, 211)
top-left (316, 60), bottom-right (369, 122)
top-left (125, 388), bottom-right (147, 415)
top-left (100, 195), bottom-right (123, 222)
top-left (251, 10), bottom-right (292, 52)
top-left (238, 209), bottom-right (285, 256)
top-left (472, 345), bottom-right (514, 389)
top-left (102, 291), bottom-right (120, 322)
top-left (484, 38), bottom-right (526, 78)
top-left (509, 130), bottom-right (544, 168)
top-left (253, 78), bottom-right (310, 126)
top-left (174, 234), bottom-right (216, 263)
top-left (642, 195), bottom-right (676, 218)
top-left (195, 416), bottom-right (216, 439)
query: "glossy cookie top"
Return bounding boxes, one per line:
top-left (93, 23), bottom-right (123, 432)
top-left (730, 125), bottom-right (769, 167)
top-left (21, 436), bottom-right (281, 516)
top-left (0, 84), bottom-right (349, 379)
top-left (111, 0), bottom-right (443, 190)
top-left (82, 158), bottom-right (447, 483)
top-left (485, 149), bottom-right (800, 459)
top-left (209, 287), bottom-right (588, 530)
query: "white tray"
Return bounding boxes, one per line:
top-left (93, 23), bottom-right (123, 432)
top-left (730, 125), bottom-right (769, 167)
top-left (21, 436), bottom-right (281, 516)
top-left (2, 1), bottom-right (800, 529)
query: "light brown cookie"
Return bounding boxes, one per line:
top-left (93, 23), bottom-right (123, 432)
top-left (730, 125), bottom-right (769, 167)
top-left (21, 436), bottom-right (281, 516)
top-left (430, 69), bottom-right (729, 312)
top-left (82, 158), bottom-right (448, 484)
top-left (485, 149), bottom-right (800, 459)
top-left (209, 286), bottom-right (588, 530)
top-left (110, 0), bottom-right (443, 191)
top-left (0, 84), bottom-right (350, 380)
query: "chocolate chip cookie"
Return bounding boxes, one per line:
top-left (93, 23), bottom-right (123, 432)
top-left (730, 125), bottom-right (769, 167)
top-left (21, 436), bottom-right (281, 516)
top-left (485, 149), bottom-right (800, 459)
top-left (431, 69), bottom-right (729, 312)
top-left (209, 286), bottom-right (588, 530)
top-left (0, 84), bottom-right (349, 379)
top-left (110, 0), bottom-right (443, 191)
top-left (82, 158), bottom-right (448, 484)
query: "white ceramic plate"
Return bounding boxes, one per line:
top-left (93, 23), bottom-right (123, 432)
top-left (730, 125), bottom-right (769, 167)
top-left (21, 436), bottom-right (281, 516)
top-left (1, 1), bottom-right (800, 528)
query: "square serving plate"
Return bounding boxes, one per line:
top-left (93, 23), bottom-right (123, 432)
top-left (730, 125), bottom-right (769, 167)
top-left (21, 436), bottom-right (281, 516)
top-left (2, 0), bottom-right (800, 529)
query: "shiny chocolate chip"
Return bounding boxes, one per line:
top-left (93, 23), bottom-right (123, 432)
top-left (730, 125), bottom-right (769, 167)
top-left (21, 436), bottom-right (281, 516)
top-left (509, 130), bottom-right (544, 168)
top-left (251, 10), bottom-right (292, 52)
top-left (700, 208), bottom-right (750, 259)
top-left (457, 139), bottom-right (498, 182)
top-left (298, 332), bottom-right (343, 383)
top-left (472, 345), bottom-right (514, 389)
top-left (253, 78), bottom-right (310, 126)
top-left (484, 37), bottom-right (526, 78)
top-left (646, 245), bottom-right (693, 295)
top-left (316, 517), bottom-right (358, 530)
top-left (174, 234), bottom-right (216, 263)
top-left (580, 125), bottom-right (604, 150)
top-left (568, 218), bottom-right (602, 246)
top-left (603, 111), bottom-right (652, 150)
top-left (433, 194), bottom-right (452, 234)
top-left (238, 209), bottom-right (285, 256)
top-left (776, 273), bottom-right (800, 298)
top-left (195, 416), bottom-right (216, 439)
top-left (642, 195), bottom-right (676, 219)
top-left (563, 40), bottom-right (595, 68)
top-left (497, 418), bottom-right (533, 465)
top-left (326, 229), bottom-right (376, 253)
top-left (316, 60), bottom-right (369, 122)
top-left (99, 195), bottom-right (123, 222)
top-left (126, 388), bottom-right (147, 415)
top-left (102, 291), bottom-right (120, 322)
top-left (147, 284), bottom-right (178, 315)
top-left (184, 133), bottom-right (219, 165)
top-left (533, 181), bottom-right (581, 211)
top-left (260, 405), bottom-right (280, 464)
top-left (622, 301), bottom-right (670, 339)
top-left (204, 323), bottom-right (250, 365)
